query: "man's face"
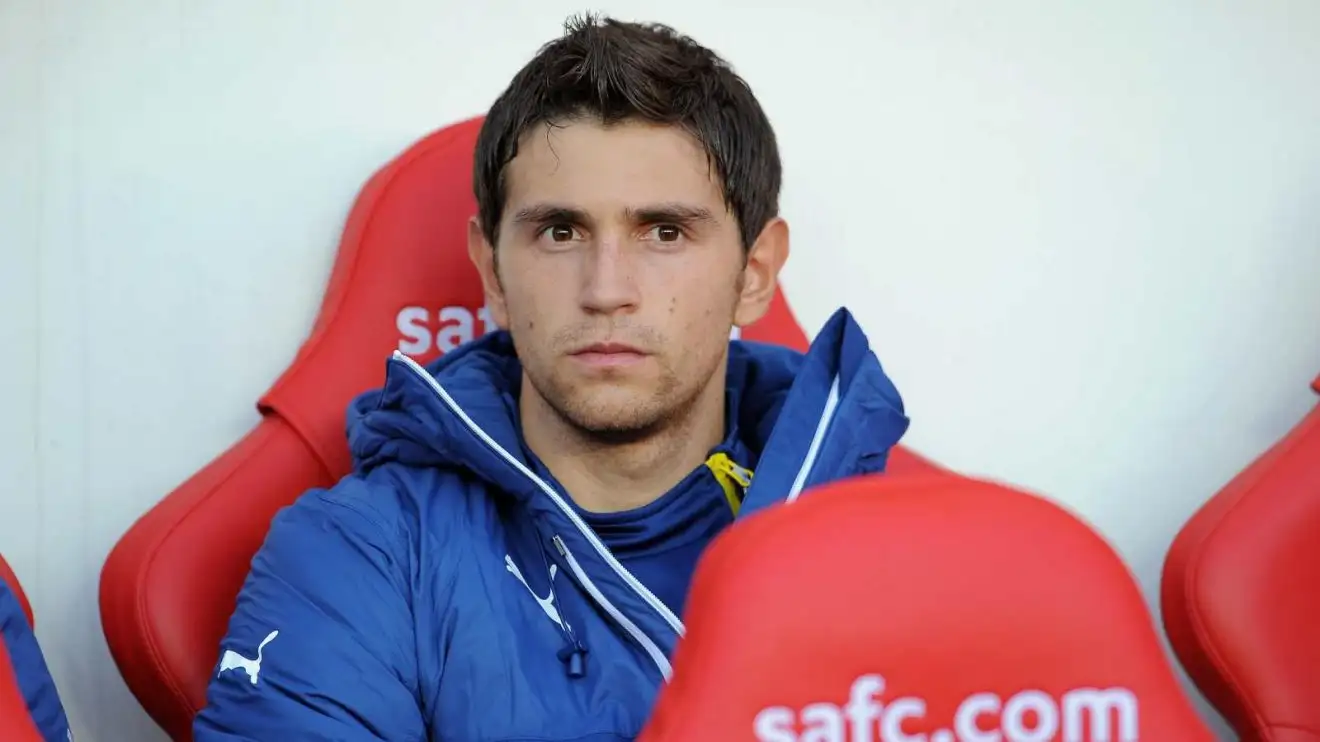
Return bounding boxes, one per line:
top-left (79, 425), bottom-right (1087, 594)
top-left (470, 119), bottom-right (783, 438)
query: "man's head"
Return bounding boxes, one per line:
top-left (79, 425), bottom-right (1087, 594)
top-left (469, 14), bottom-right (788, 442)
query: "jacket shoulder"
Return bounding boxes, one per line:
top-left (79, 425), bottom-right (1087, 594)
top-left (290, 463), bottom-right (494, 555)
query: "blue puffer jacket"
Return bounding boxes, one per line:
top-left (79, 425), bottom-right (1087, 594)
top-left (1, 576), bottom-right (72, 741)
top-left (194, 308), bottom-right (909, 741)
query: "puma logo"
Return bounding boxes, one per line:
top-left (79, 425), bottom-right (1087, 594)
top-left (217, 630), bottom-right (279, 685)
top-left (505, 555), bottom-right (563, 630)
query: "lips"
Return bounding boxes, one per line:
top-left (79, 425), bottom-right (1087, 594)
top-left (570, 342), bottom-right (648, 368)
top-left (574, 342), bottom-right (645, 355)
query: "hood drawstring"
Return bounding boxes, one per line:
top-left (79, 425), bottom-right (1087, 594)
top-left (536, 539), bottom-right (588, 678)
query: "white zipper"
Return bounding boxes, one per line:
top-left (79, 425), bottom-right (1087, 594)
top-left (785, 374), bottom-right (841, 503)
top-left (554, 535), bottom-right (673, 680)
top-left (392, 352), bottom-right (686, 639)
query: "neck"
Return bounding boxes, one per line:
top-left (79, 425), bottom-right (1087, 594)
top-left (520, 371), bottom-right (727, 514)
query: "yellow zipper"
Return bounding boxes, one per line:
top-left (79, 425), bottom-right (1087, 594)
top-left (705, 452), bottom-right (754, 516)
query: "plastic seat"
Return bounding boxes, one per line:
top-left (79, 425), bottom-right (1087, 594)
top-left (1161, 373), bottom-right (1320, 742)
top-left (0, 556), bottom-right (32, 629)
top-left (98, 115), bottom-right (926, 740)
top-left (642, 474), bottom-right (1216, 741)
top-left (0, 641), bottom-right (44, 742)
top-left (0, 555), bottom-right (44, 742)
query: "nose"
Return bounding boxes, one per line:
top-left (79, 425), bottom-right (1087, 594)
top-left (578, 237), bottom-right (640, 316)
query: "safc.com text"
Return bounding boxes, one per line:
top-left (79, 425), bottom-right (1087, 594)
top-left (753, 674), bottom-right (1139, 742)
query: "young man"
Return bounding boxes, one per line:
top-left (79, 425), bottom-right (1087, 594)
top-left (195, 15), bottom-right (909, 741)
top-left (1, 573), bottom-right (72, 741)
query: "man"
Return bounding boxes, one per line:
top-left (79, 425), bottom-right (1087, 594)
top-left (195, 14), bottom-right (909, 741)
top-left (1, 573), bottom-right (72, 741)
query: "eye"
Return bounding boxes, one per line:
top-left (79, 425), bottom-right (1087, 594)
top-left (539, 224), bottom-right (579, 243)
top-left (649, 224), bottom-right (684, 243)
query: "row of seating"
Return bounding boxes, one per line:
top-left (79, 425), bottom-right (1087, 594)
top-left (3, 116), bottom-right (1317, 740)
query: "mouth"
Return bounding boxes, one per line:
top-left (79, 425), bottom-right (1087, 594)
top-left (569, 342), bottom-right (649, 369)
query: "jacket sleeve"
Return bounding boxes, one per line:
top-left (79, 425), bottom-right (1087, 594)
top-left (0, 579), bottom-right (72, 742)
top-left (193, 483), bottom-right (426, 741)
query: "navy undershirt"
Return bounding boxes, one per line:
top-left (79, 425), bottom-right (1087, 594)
top-left (520, 407), bottom-right (755, 619)
top-left (571, 438), bottom-right (752, 618)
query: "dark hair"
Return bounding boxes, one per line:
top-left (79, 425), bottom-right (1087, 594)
top-left (473, 14), bottom-right (782, 250)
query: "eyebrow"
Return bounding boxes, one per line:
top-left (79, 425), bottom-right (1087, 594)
top-left (626, 203), bottom-right (717, 226)
top-left (511, 204), bottom-right (591, 226)
top-left (509, 202), bottom-right (718, 228)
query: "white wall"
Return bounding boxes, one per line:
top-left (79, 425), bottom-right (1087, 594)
top-left (2, 1), bottom-right (1318, 739)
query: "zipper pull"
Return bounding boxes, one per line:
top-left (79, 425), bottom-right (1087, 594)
top-left (552, 535), bottom-right (568, 556)
top-left (725, 459), bottom-right (754, 488)
top-left (706, 453), bottom-right (755, 515)
top-left (706, 452), bottom-right (754, 488)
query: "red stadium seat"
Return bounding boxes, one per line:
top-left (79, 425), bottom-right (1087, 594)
top-left (1161, 372), bottom-right (1320, 741)
top-left (0, 555), bottom-right (44, 742)
top-left (0, 555), bottom-right (32, 630)
top-left (0, 640), bottom-right (44, 742)
top-left (642, 474), bottom-right (1216, 742)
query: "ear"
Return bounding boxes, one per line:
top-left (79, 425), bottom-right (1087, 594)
top-left (468, 216), bottom-right (509, 329)
top-left (733, 216), bottom-right (790, 328)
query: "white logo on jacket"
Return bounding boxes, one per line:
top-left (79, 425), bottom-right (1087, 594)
top-left (505, 555), bottom-right (564, 630)
top-left (218, 630), bottom-right (279, 685)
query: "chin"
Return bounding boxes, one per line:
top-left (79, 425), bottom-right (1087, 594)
top-left (564, 396), bottom-right (667, 437)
